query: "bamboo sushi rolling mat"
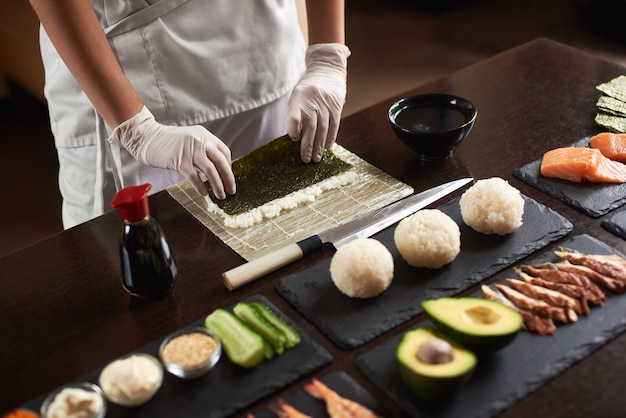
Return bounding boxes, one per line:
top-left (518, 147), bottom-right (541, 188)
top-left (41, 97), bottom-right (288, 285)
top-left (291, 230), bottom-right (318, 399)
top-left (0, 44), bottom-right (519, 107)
top-left (167, 145), bottom-right (414, 261)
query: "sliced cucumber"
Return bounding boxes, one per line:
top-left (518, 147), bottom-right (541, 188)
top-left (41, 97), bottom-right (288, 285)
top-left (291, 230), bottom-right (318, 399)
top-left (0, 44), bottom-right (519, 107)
top-left (204, 308), bottom-right (265, 368)
top-left (233, 302), bottom-right (287, 355)
top-left (262, 338), bottom-right (275, 360)
top-left (250, 302), bottom-right (301, 349)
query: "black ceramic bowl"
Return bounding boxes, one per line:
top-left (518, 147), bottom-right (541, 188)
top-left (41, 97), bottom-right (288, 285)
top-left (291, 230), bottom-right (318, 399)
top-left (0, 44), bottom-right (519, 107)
top-left (388, 94), bottom-right (477, 161)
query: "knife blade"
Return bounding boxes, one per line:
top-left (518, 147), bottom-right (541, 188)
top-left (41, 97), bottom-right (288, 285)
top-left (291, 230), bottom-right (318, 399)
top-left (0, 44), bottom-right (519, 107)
top-left (222, 177), bottom-right (473, 290)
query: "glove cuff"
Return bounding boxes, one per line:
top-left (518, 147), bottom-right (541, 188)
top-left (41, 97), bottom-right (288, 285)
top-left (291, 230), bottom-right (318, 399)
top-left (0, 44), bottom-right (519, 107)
top-left (110, 106), bottom-right (158, 165)
top-left (110, 106), bottom-right (155, 146)
top-left (305, 43), bottom-right (351, 72)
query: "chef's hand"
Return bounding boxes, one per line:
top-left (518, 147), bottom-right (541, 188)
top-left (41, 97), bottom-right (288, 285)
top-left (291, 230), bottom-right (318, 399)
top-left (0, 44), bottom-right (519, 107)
top-left (111, 106), bottom-right (236, 199)
top-left (287, 43), bottom-right (351, 163)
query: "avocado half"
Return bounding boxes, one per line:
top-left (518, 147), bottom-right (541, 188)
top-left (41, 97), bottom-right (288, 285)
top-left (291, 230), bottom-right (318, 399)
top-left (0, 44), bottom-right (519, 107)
top-left (423, 297), bottom-right (523, 353)
top-left (396, 327), bottom-right (476, 400)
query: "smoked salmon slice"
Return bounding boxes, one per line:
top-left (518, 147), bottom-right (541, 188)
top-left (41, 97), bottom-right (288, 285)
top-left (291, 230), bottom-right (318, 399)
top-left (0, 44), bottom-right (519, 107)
top-left (589, 132), bottom-right (626, 162)
top-left (540, 147), bottom-right (626, 183)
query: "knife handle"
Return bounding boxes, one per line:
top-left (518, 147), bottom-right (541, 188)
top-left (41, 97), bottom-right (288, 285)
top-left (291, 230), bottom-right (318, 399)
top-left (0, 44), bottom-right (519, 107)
top-left (222, 236), bottom-right (323, 290)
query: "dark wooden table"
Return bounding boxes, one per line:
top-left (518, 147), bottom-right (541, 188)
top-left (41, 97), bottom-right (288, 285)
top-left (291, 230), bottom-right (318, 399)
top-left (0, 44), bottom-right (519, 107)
top-left (3, 38), bottom-right (626, 417)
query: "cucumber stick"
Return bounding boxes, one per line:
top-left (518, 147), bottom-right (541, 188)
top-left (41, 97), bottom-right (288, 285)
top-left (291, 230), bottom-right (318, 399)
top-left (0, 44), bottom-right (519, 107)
top-left (261, 338), bottom-right (275, 360)
top-left (250, 302), bottom-right (301, 348)
top-left (204, 308), bottom-right (265, 368)
top-left (234, 302), bottom-right (286, 355)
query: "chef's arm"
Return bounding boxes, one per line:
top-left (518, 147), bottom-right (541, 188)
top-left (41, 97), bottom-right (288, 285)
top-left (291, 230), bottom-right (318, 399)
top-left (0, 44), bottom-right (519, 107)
top-left (29, 0), bottom-right (143, 128)
top-left (287, 0), bottom-right (350, 163)
top-left (28, 0), bottom-right (236, 198)
top-left (305, 0), bottom-right (346, 45)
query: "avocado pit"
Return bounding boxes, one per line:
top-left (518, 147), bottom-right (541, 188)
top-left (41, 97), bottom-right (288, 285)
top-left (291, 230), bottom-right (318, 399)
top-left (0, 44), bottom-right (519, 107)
top-left (396, 327), bottom-right (476, 399)
top-left (417, 337), bottom-right (454, 365)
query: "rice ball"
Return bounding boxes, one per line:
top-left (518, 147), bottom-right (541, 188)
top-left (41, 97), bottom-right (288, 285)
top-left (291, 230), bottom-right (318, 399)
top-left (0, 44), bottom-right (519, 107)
top-left (329, 238), bottom-right (394, 298)
top-left (393, 209), bottom-right (460, 269)
top-left (459, 177), bottom-right (524, 235)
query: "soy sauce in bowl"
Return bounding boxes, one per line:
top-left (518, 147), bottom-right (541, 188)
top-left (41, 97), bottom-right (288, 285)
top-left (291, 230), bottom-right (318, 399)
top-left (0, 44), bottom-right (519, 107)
top-left (388, 94), bottom-right (477, 161)
top-left (395, 104), bottom-right (468, 133)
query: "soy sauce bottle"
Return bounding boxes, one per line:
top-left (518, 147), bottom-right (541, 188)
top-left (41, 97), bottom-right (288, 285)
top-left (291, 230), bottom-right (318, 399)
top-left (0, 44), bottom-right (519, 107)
top-left (110, 184), bottom-right (177, 299)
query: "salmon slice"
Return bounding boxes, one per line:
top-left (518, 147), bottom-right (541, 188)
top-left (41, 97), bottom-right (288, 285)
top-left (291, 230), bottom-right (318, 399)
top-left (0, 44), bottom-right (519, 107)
top-left (540, 147), bottom-right (626, 183)
top-left (589, 132), bottom-right (626, 162)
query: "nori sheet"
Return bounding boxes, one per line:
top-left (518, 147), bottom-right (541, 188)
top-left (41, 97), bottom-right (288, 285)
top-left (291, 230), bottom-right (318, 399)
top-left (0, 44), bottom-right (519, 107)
top-left (597, 95), bottom-right (626, 117)
top-left (207, 135), bottom-right (353, 215)
top-left (595, 112), bottom-right (626, 133)
top-left (596, 75), bottom-right (626, 102)
top-left (595, 75), bottom-right (626, 133)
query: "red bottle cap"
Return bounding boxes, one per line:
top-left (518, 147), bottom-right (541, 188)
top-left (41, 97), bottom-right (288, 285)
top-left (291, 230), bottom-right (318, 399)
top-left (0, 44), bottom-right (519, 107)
top-left (110, 183), bottom-right (152, 222)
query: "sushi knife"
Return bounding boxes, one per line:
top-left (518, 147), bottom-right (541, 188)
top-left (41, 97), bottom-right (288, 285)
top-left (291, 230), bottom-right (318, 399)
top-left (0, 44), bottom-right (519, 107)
top-left (222, 177), bottom-right (473, 290)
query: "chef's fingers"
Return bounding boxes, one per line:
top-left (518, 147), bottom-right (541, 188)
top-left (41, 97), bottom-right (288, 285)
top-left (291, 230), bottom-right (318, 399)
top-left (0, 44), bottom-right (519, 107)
top-left (198, 140), bottom-right (236, 199)
top-left (178, 155), bottom-right (214, 198)
top-left (212, 140), bottom-right (236, 194)
top-left (311, 106), bottom-right (330, 163)
top-left (192, 158), bottom-right (225, 199)
top-left (326, 105), bottom-right (341, 150)
top-left (180, 136), bottom-right (233, 199)
top-left (287, 106), bottom-right (303, 142)
top-left (299, 106), bottom-right (318, 163)
top-left (300, 134), bottom-right (314, 163)
top-left (189, 172), bottom-right (212, 197)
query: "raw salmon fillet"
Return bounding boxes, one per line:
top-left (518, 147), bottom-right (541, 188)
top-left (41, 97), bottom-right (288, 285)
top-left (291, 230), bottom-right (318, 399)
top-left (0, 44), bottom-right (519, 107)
top-left (540, 147), bottom-right (626, 183)
top-left (589, 132), bottom-right (626, 162)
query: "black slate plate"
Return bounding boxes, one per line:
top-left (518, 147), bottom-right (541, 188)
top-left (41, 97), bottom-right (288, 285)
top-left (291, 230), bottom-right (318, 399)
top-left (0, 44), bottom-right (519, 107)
top-left (602, 208), bottom-right (626, 240)
top-left (23, 295), bottom-right (332, 418)
top-left (355, 234), bottom-right (626, 418)
top-left (513, 137), bottom-right (626, 217)
top-left (254, 370), bottom-right (388, 417)
top-left (276, 195), bottom-right (572, 349)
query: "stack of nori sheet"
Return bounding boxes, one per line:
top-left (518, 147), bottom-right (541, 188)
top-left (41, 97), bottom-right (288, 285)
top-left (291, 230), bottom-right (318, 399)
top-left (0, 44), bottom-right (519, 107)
top-left (596, 75), bottom-right (626, 132)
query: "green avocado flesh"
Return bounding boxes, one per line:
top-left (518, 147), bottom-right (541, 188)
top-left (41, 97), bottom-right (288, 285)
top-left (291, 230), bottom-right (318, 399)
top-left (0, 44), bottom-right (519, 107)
top-left (207, 135), bottom-right (353, 215)
top-left (397, 327), bottom-right (476, 399)
top-left (422, 297), bottom-right (523, 353)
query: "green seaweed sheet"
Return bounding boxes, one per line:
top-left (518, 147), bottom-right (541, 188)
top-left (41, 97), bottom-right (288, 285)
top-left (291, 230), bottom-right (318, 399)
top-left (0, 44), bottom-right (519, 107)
top-left (595, 112), bottom-right (626, 133)
top-left (596, 75), bottom-right (626, 103)
top-left (207, 135), bottom-right (353, 215)
top-left (595, 76), bottom-right (626, 133)
top-left (597, 95), bottom-right (626, 117)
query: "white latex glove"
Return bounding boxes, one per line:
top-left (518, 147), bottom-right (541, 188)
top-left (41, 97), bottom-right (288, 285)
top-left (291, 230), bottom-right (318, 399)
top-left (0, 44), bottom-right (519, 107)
top-left (111, 106), bottom-right (235, 199)
top-left (287, 43), bottom-right (351, 163)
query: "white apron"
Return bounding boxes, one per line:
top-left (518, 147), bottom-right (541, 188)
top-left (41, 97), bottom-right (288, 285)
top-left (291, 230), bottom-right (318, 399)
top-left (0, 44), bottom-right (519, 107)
top-left (40, 0), bottom-right (306, 228)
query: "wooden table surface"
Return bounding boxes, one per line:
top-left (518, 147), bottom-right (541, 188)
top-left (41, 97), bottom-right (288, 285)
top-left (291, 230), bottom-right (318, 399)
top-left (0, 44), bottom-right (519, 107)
top-left (2, 38), bottom-right (626, 417)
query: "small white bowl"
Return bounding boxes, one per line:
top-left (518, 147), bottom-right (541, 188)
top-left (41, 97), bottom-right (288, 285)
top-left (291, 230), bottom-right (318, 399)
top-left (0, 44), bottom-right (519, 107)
top-left (40, 382), bottom-right (106, 418)
top-left (98, 353), bottom-right (163, 407)
top-left (159, 327), bottom-right (222, 379)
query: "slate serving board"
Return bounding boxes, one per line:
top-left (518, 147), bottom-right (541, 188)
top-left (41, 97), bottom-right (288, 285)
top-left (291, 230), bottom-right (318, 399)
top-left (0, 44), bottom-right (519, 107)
top-left (276, 195), bottom-right (572, 349)
top-left (513, 137), bottom-right (626, 218)
top-left (602, 208), bottom-right (626, 240)
top-left (23, 295), bottom-right (332, 418)
top-left (355, 234), bottom-right (626, 418)
top-left (254, 370), bottom-right (388, 417)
